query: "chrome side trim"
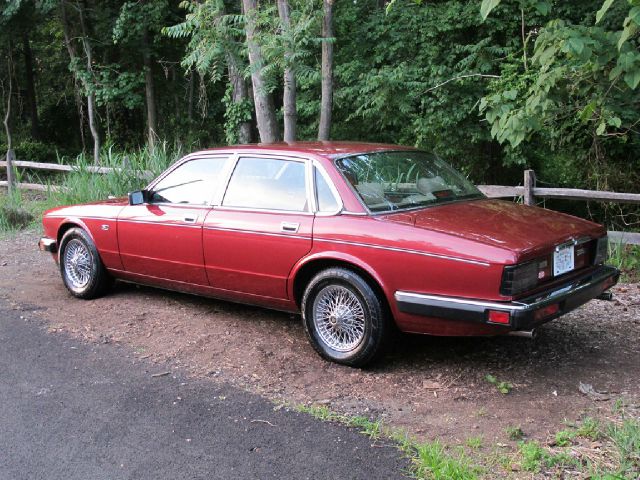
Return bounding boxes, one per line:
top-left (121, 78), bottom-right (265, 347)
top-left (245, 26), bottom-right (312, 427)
top-left (203, 225), bottom-right (310, 241)
top-left (212, 205), bottom-right (315, 216)
top-left (395, 291), bottom-right (526, 312)
top-left (46, 215), bottom-right (115, 221)
top-left (313, 237), bottom-right (491, 266)
top-left (312, 161), bottom-right (344, 216)
top-left (117, 219), bottom-right (202, 229)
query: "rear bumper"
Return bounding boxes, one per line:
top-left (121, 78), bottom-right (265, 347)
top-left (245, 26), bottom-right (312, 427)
top-left (394, 265), bottom-right (620, 331)
top-left (38, 237), bottom-right (57, 253)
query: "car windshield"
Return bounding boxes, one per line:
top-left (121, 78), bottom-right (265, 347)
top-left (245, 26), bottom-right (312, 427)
top-left (335, 151), bottom-right (484, 213)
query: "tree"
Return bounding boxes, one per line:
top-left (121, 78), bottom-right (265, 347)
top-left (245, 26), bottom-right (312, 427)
top-left (164, 0), bottom-right (253, 144)
top-left (242, 0), bottom-right (279, 143)
top-left (113, 1), bottom-right (171, 151)
top-left (317, 0), bottom-right (333, 141)
top-left (60, 0), bottom-right (101, 164)
top-left (2, 40), bottom-right (15, 196)
top-left (277, 0), bottom-right (297, 142)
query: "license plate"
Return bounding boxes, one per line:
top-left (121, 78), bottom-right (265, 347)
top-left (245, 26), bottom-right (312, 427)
top-left (554, 243), bottom-right (575, 276)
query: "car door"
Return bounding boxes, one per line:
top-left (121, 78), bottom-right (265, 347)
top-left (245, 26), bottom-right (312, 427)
top-left (202, 155), bottom-right (314, 299)
top-left (118, 155), bottom-right (230, 285)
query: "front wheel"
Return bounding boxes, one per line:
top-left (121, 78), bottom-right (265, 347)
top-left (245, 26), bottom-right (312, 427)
top-left (59, 227), bottom-right (112, 299)
top-left (301, 268), bottom-right (390, 367)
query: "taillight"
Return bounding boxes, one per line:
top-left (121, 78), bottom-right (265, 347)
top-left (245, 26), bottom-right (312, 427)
top-left (594, 236), bottom-right (608, 265)
top-left (487, 310), bottom-right (510, 324)
top-left (501, 257), bottom-right (551, 296)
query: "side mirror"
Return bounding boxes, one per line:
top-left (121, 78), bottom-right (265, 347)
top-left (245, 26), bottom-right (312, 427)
top-left (128, 190), bottom-right (148, 206)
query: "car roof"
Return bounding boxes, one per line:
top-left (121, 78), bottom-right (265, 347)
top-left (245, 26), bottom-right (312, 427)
top-left (192, 141), bottom-right (417, 160)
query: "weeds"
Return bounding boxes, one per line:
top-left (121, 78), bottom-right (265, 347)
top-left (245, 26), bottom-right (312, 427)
top-left (1, 142), bottom-right (182, 234)
top-left (485, 374), bottom-right (512, 394)
top-left (294, 403), bottom-right (481, 479)
top-left (465, 436), bottom-right (483, 449)
top-left (505, 425), bottom-right (525, 441)
top-left (608, 241), bottom-right (640, 281)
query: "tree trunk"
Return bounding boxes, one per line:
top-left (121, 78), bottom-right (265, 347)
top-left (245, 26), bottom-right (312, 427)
top-left (187, 70), bottom-right (195, 122)
top-left (241, 0), bottom-right (279, 143)
top-left (60, 2), bottom-right (86, 152)
top-left (318, 0), bottom-right (334, 141)
top-left (277, 0), bottom-right (296, 143)
top-left (3, 42), bottom-right (15, 196)
top-left (142, 28), bottom-right (158, 151)
top-left (21, 31), bottom-right (40, 140)
top-left (74, 0), bottom-right (101, 164)
top-left (227, 55), bottom-right (252, 144)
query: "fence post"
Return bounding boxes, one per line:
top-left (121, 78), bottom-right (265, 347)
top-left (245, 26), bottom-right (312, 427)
top-left (6, 149), bottom-right (15, 196)
top-left (524, 169), bottom-right (536, 206)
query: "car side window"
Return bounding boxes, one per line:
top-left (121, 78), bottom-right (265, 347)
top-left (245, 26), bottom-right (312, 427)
top-left (222, 157), bottom-right (308, 212)
top-left (315, 167), bottom-right (340, 213)
top-left (150, 157), bottom-right (227, 205)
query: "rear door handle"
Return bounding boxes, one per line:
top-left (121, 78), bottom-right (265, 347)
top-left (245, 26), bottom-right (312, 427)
top-left (280, 222), bottom-right (299, 233)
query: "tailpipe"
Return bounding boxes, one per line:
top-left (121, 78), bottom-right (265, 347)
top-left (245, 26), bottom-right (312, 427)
top-left (507, 329), bottom-right (537, 339)
top-left (596, 292), bottom-right (613, 301)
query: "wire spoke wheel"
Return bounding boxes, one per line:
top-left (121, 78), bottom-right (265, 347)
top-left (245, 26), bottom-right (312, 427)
top-left (63, 239), bottom-right (93, 290)
top-left (313, 285), bottom-right (366, 352)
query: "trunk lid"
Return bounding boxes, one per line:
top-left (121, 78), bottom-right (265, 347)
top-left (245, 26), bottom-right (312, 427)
top-left (380, 199), bottom-right (604, 260)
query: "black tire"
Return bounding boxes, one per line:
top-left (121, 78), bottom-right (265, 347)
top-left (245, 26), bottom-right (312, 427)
top-left (301, 267), bottom-right (390, 367)
top-left (59, 227), bottom-right (113, 299)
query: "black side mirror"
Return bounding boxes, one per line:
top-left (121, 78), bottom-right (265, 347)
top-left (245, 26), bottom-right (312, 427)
top-left (128, 190), bottom-right (148, 206)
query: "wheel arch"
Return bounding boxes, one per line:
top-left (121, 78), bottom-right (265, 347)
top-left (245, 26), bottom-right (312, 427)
top-left (290, 253), bottom-right (391, 314)
top-left (56, 218), bottom-right (95, 247)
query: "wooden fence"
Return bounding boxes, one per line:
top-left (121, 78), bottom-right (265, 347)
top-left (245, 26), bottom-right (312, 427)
top-left (1, 159), bottom-right (639, 244)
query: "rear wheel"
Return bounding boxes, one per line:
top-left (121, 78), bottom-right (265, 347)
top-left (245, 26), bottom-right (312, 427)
top-left (59, 227), bottom-right (112, 299)
top-left (301, 268), bottom-right (390, 367)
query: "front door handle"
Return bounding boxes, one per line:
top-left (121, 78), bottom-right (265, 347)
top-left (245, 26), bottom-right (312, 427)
top-left (183, 216), bottom-right (198, 223)
top-left (280, 222), bottom-right (300, 233)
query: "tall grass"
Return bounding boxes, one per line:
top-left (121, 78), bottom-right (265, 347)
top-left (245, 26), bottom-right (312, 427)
top-left (50, 141), bottom-right (181, 205)
top-left (608, 241), bottom-right (640, 282)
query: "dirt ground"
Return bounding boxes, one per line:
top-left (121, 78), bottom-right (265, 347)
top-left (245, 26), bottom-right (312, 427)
top-left (1, 229), bottom-right (639, 451)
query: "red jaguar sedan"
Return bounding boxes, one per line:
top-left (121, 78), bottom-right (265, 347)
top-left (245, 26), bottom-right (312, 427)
top-left (39, 143), bottom-right (619, 366)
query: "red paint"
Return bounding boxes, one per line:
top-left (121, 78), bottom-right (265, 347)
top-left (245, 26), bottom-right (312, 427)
top-left (41, 142), bottom-right (611, 337)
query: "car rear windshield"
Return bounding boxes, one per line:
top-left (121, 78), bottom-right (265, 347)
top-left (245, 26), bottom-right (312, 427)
top-left (335, 151), bottom-right (484, 213)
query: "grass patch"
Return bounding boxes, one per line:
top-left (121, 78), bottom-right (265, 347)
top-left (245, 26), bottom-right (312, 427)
top-left (505, 425), bottom-right (524, 441)
top-left (293, 403), bottom-right (481, 479)
top-left (484, 374), bottom-right (512, 394)
top-left (465, 436), bottom-right (483, 450)
top-left (1, 142), bottom-right (181, 234)
top-left (608, 241), bottom-right (640, 282)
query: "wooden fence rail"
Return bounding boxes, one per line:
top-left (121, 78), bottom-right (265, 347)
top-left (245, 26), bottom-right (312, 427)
top-left (1, 161), bottom-right (639, 244)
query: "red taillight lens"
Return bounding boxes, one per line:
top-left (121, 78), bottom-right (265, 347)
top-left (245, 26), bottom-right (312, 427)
top-left (488, 310), bottom-right (511, 324)
top-left (533, 303), bottom-right (559, 321)
top-left (502, 256), bottom-right (553, 296)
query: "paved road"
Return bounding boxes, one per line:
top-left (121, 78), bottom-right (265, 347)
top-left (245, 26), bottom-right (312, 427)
top-left (0, 300), bottom-right (408, 480)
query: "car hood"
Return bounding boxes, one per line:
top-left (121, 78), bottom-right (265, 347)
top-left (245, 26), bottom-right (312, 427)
top-left (379, 199), bottom-right (604, 257)
top-left (44, 197), bottom-right (129, 217)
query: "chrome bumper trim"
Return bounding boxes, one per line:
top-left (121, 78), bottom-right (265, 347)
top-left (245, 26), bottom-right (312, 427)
top-left (394, 265), bottom-right (620, 329)
top-left (38, 237), bottom-right (57, 253)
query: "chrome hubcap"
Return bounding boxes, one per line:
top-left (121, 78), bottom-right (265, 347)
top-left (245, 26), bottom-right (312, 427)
top-left (63, 239), bottom-right (92, 289)
top-left (313, 285), bottom-right (366, 352)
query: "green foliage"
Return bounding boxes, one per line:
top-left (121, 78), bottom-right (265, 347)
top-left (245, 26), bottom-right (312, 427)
top-left (413, 441), bottom-right (479, 480)
top-left (465, 436), bottom-right (483, 449)
top-left (163, 0), bottom-right (244, 82)
top-left (485, 374), bottom-right (512, 394)
top-left (505, 425), bottom-right (525, 441)
top-left (222, 82), bottom-right (253, 145)
top-left (607, 418), bottom-right (640, 477)
top-left (608, 242), bottom-right (640, 281)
